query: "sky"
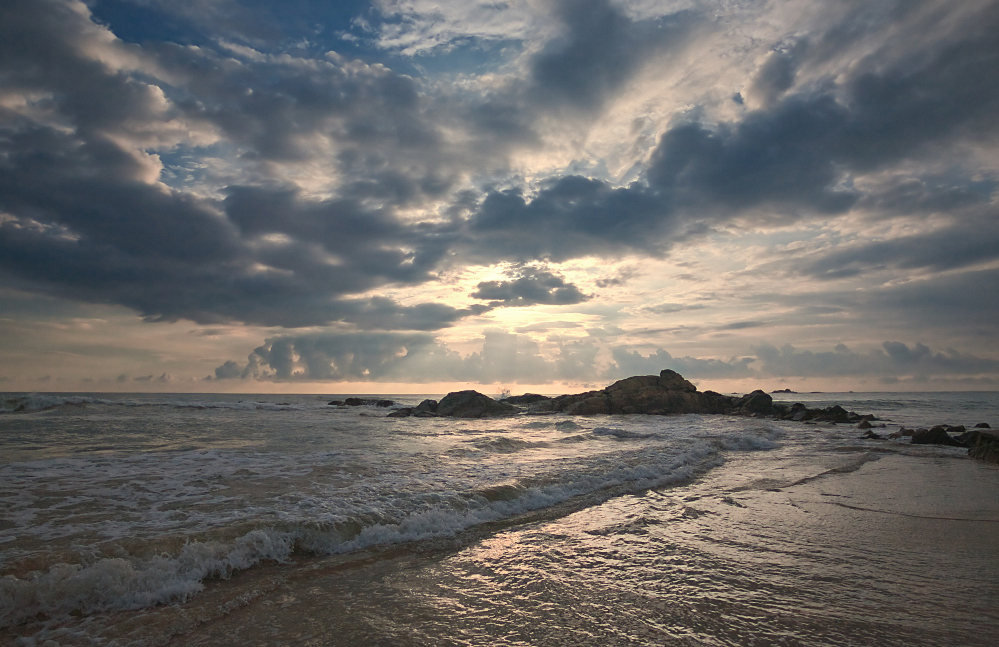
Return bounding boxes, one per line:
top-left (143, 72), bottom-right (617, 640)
top-left (1, 0), bottom-right (998, 394)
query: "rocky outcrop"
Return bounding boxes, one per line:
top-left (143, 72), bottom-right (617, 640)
top-left (436, 390), bottom-right (518, 418)
top-left (388, 369), bottom-right (881, 421)
top-left (966, 430), bottom-right (999, 463)
top-left (539, 370), bottom-right (733, 416)
top-left (506, 369), bottom-right (880, 422)
top-left (386, 398), bottom-right (456, 418)
top-left (414, 399), bottom-right (439, 415)
top-left (911, 426), bottom-right (964, 447)
top-left (737, 390), bottom-right (773, 415)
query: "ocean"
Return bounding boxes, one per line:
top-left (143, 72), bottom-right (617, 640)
top-left (2, 391), bottom-right (998, 646)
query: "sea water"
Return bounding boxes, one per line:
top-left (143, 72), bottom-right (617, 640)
top-left (1, 392), bottom-right (998, 645)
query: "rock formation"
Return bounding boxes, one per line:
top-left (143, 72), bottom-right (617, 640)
top-left (966, 430), bottom-right (999, 463)
top-left (435, 390), bottom-right (518, 418)
top-left (911, 426), bottom-right (964, 447)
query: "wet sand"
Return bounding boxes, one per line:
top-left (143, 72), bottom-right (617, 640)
top-left (8, 451), bottom-right (999, 646)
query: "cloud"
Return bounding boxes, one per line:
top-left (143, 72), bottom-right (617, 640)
top-left (215, 329), bottom-right (600, 383)
top-left (4, 0), bottom-right (999, 389)
top-left (640, 303), bottom-right (706, 315)
top-left (594, 266), bottom-right (638, 288)
top-left (514, 321), bottom-right (583, 333)
top-left (364, 0), bottom-right (543, 56)
top-left (471, 267), bottom-right (590, 307)
top-left (753, 341), bottom-right (999, 378)
top-left (527, 0), bottom-right (697, 112)
top-left (0, 1), bottom-right (480, 330)
top-left (464, 176), bottom-right (675, 262)
top-left (214, 327), bottom-right (999, 385)
top-left (461, 2), bottom-right (999, 265)
top-left (748, 39), bottom-right (809, 107)
top-left (608, 347), bottom-right (755, 380)
top-left (799, 216), bottom-right (999, 280)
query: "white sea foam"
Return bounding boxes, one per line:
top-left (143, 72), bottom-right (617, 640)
top-left (0, 398), bottom-right (804, 629)
top-left (591, 426), bottom-right (652, 439)
top-left (0, 394), bottom-right (335, 414)
top-left (0, 439), bottom-right (726, 627)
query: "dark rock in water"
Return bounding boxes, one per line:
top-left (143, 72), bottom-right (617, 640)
top-left (789, 403), bottom-right (808, 421)
top-left (737, 390), bottom-right (773, 415)
top-left (328, 400), bottom-right (344, 406)
top-left (861, 430), bottom-right (883, 439)
top-left (911, 426), bottom-right (963, 447)
top-left (566, 395), bottom-right (610, 415)
top-left (974, 422), bottom-right (991, 429)
top-left (966, 430), bottom-right (999, 463)
top-left (820, 405), bottom-right (851, 423)
top-left (899, 427), bottom-right (913, 436)
top-left (414, 399), bottom-right (438, 415)
top-left (342, 397), bottom-right (394, 407)
top-left (437, 391), bottom-right (518, 418)
top-left (948, 424), bottom-right (966, 434)
top-left (888, 432), bottom-right (902, 439)
top-left (858, 419), bottom-right (873, 429)
top-left (387, 408), bottom-right (413, 418)
top-left (771, 388), bottom-right (797, 393)
top-left (796, 405), bottom-right (851, 423)
top-left (504, 393), bottom-right (551, 405)
top-left (465, 369), bottom-right (879, 422)
top-left (547, 369), bottom-right (739, 416)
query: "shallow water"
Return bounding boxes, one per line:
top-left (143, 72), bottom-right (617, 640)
top-left (1, 391), bottom-right (997, 645)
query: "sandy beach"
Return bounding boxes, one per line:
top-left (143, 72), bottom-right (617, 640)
top-left (16, 443), bottom-right (994, 647)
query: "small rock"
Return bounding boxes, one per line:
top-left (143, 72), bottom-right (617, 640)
top-left (328, 400), bottom-right (344, 406)
top-left (974, 422), bottom-right (991, 429)
top-left (387, 408), bottom-right (413, 418)
top-left (858, 419), bottom-right (873, 429)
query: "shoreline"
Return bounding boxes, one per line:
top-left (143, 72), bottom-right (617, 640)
top-left (48, 448), bottom-right (998, 647)
top-left (6, 433), bottom-right (997, 646)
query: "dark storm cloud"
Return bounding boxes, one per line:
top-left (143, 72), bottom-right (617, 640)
top-left (747, 39), bottom-right (809, 107)
top-left (800, 218), bottom-right (999, 280)
top-left (471, 267), bottom-right (590, 307)
top-left (3, 0), bottom-right (999, 347)
top-left (528, 0), bottom-right (696, 111)
top-left (466, 2), bottom-right (999, 262)
top-left (0, 0), bottom-right (480, 329)
top-left (865, 267), bottom-right (999, 330)
top-left (464, 176), bottom-right (675, 262)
